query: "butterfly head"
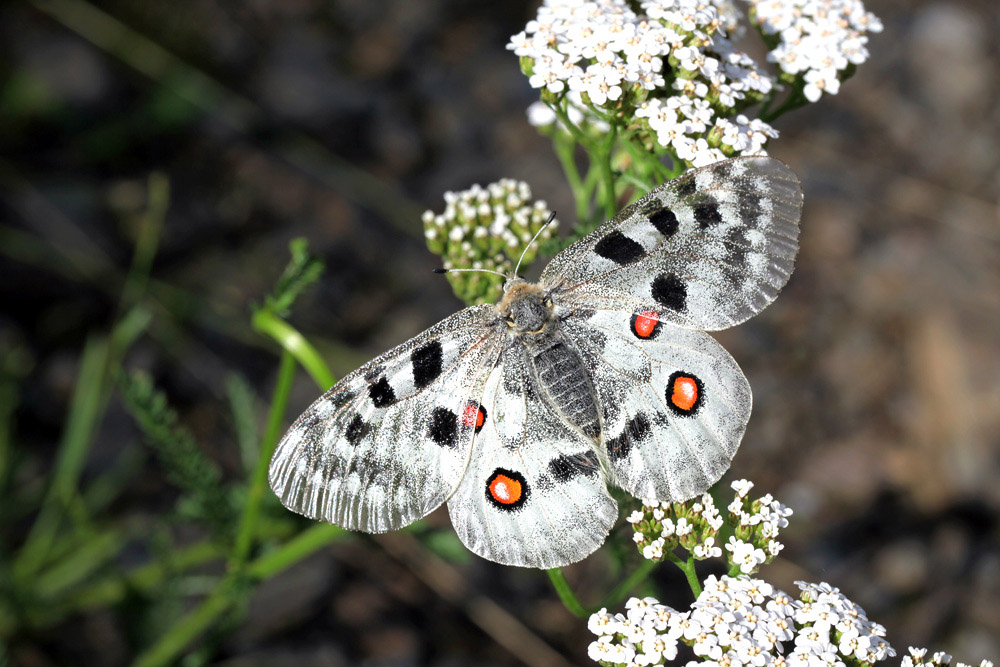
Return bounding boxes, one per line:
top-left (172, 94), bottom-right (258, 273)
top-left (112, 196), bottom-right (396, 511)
top-left (498, 279), bottom-right (554, 336)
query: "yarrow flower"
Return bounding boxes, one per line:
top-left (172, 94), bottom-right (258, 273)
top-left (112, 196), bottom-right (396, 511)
top-left (902, 646), bottom-right (993, 667)
top-left (508, 0), bottom-right (783, 167)
top-left (630, 480), bottom-right (789, 575)
top-left (422, 179), bottom-right (557, 304)
top-left (747, 0), bottom-right (884, 101)
top-left (509, 0), bottom-right (881, 169)
top-left (587, 575), bottom-right (897, 667)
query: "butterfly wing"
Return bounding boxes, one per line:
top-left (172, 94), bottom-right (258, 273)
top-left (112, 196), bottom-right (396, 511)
top-left (541, 156), bottom-right (802, 331)
top-left (562, 309), bottom-right (751, 501)
top-left (446, 343), bottom-right (618, 568)
top-left (269, 304), bottom-right (503, 533)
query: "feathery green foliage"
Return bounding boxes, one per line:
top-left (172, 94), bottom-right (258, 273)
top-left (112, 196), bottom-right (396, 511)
top-left (259, 238), bottom-right (325, 318)
top-left (117, 370), bottom-right (237, 538)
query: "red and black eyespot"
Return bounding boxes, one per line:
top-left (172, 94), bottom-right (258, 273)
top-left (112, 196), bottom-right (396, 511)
top-left (630, 310), bottom-right (663, 339)
top-left (666, 371), bottom-right (703, 416)
top-left (461, 403), bottom-right (487, 433)
top-left (485, 468), bottom-right (529, 511)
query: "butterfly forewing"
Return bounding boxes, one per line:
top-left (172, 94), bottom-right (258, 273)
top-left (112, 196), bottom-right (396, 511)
top-left (562, 309), bottom-right (751, 501)
top-left (269, 304), bottom-right (503, 533)
top-left (446, 345), bottom-right (617, 568)
top-left (542, 156), bottom-right (802, 331)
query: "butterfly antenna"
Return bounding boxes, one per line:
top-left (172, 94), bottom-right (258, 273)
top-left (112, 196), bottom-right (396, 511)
top-left (514, 211), bottom-right (557, 276)
top-left (433, 267), bottom-right (508, 278)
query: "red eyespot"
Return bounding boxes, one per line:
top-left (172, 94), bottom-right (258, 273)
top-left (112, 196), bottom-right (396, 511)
top-left (667, 372), bottom-right (703, 415)
top-left (461, 404), bottom-right (487, 433)
top-left (489, 474), bottom-right (522, 505)
top-left (485, 468), bottom-right (528, 511)
top-left (631, 310), bottom-right (661, 339)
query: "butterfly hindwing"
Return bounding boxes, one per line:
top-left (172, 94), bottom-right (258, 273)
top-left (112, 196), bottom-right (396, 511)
top-left (562, 308), bottom-right (751, 501)
top-left (269, 305), bottom-right (502, 533)
top-left (542, 156), bottom-right (802, 331)
top-left (446, 344), bottom-right (618, 568)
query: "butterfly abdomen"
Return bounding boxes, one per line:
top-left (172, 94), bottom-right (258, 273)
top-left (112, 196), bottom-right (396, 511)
top-left (528, 333), bottom-right (601, 440)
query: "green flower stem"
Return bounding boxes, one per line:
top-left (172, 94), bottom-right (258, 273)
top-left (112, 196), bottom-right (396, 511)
top-left (760, 86), bottom-right (808, 123)
top-left (34, 527), bottom-right (127, 600)
top-left (597, 124), bottom-right (619, 219)
top-left (582, 161), bottom-right (602, 208)
top-left (120, 172), bottom-right (169, 313)
top-left (133, 585), bottom-right (234, 667)
top-left (553, 135), bottom-right (590, 222)
top-left (548, 101), bottom-right (589, 147)
top-left (252, 309), bottom-right (336, 391)
top-left (13, 306), bottom-right (151, 581)
top-left (546, 568), bottom-right (591, 618)
top-left (247, 523), bottom-right (346, 579)
top-left (134, 524), bottom-right (347, 667)
top-left (598, 557), bottom-right (658, 610)
top-left (666, 551), bottom-right (702, 598)
top-left (548, 557), bottom-right (660, 618)
top-left (30, 518), bottom-right (295, 630)
top-left (757, 88), bottom-right (779, 121)
top-left (617, 171), bottom-right (654, 193)
top-left (134, 320), bottom-right (342, 666)
top-left (228, 349), bottom-right (298, 572)
top-left (50, 539), bottom-right (220, 615)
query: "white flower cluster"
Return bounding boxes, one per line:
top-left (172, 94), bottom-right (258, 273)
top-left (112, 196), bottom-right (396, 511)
top-left (629, 480), bottom-right (790, 575)
top-left (747, 0), bottom-right (884, 102)
top-left (726, 479), bottom-right (793, 571)
top-left (902, 646), bottom-right (993, 667)
top-left (508, 0), bottom-right (780, 166)
top-left (587, 575), bottom-right (897, 667)
top-left (629, 491), bottom-right (725, 562)
top-left (510, 0), bottom-right (882, 168)
top-left (422, 179), bottom-right (556, 303)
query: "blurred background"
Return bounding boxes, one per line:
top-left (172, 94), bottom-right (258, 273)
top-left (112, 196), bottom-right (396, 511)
top-left (1, 0), bottom-right (998, 665)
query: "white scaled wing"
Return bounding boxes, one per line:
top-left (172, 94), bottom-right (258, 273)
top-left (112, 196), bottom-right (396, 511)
top-left (446, 344), bottom-right (618, 568)
top-left (542, 157), bottom-right (802, 331)
top-left (269, 305), bottom-right (502, 533)
top-left (562, 309), bottom-right (751, 501)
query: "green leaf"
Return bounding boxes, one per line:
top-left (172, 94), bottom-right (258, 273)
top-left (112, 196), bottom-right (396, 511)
top-left (117, 370), bottom-right (237, 538)
top-left (261, 238), bottom-right (325, 317)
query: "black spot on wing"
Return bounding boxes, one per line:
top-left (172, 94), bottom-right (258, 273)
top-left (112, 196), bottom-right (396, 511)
top-left (677, 177), bottom-right (696, 198)
top-left (345, 414), bottom-right (368, 447)
top-left (368, 377), bottom-right (396, 407)
top-left (328, 389), bottom-right (353, 410)
top-left (606, 413), bottom-right (651, 462)
top-left (651, 273), bottom-right (687, 312)
top-left (548, 451), bottom-right (600, 483)
top-left (647, 207), bottom-right (679, 237)
top-left (429, 407), bottom-right (458, 447)
top-left (739, 191), bottom-right (764, 225)
top-left (411, 341), bottom-right (443, 389)
top-left (594, 230), bottom-right (645, 266)
top-left (725, 228), bottom-right (750, 266)
top-left (694, 200), bottom-right (723, 228)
